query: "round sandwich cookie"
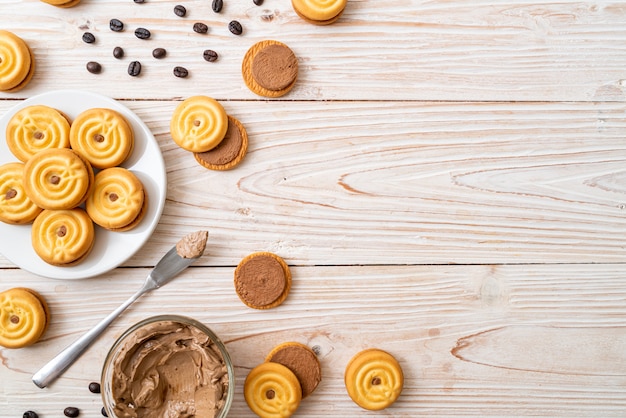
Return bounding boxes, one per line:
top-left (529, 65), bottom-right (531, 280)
top-left (40, 0), bottom-right (82, 7)
top-left (6, 105), bottom-right (71, 162)
top-left (0, 30), bottom-right (35, 92)
top-left (70, 107), bottom-right (134, 169)
top-left (344, 348), bottom-right (404, 411)
top-left (242, 40), bottom-right (298, 98)
top-left (194, 115), bottom-right (249, 171)
top-left (291, 0), bottom-right (347, 25)
top-left (171, 96), bottom-right (229, 153)
top-left (32, 208), bottom-right (95, 266)
top-left (234, 252), bottom-right (292, 310)
top-left (0, 287), bottom-right (50, 349)
top-left (244, 362), bottom-right (302, 418)
top-left (86, 167), bottom-right (147, 232)
top-left (23, 148), bottom-right (94, 210)
top-left (266, 342), bottom-right (322, 399)
top-left (0, 162), bottom-right (42, 225)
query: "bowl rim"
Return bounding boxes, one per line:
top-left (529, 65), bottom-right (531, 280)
top-left (101, 314), bottom-right (234, 418)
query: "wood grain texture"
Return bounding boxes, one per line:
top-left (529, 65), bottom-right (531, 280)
top-left (0, 0), bottom-right (625, 101)
top-left (1, 264), bottom-right (626, 417)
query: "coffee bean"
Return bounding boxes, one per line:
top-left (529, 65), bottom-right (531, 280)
top-left (253, 0), bottom-right (264, 5)
top-left (23, 412), bottom-right (38, 418)
top-left (88, 381), bottom-right (101, 393)
top-left (109, 18), bottom-right (124, 32)
top-left (64, 407), bottom-right (80, 417)
top-left (193, 22), bottom-right (208, 34)
top-left (152, 47), bottom-right (166, 59)
top-left (113, 46), bottom-right (124, 59)
top-left (86, 61), bottom-right (102, 74)
top-left (82, 32), bottom-right (96, 44)
top-left (101, 406), bottom-right (108, 417)
top-left (135, 27), bottom-right (151, 39)
top-left (128, 61), bottom-right (141, 76)
top-left (212, 0), bottom-right (223, 13)
top-left (173, 66), bottom-right (189, 78)
top-left (133, 0), bottom-right (145, 3)
top-left (174, 4), bottom-right (186, 17)
top-left (203, 49), bottom-right (218, 62)
top-left (228, 20), bottom-right (243, 35)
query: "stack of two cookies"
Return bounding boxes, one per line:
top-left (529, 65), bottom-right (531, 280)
top-left (0, 30), bottom-right (35, 93)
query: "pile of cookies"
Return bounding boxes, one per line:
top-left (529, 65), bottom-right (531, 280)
top-left (0, 105), bottom-right (147, 266)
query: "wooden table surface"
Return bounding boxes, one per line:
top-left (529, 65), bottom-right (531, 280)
top-left (2, 1), bottom-right (626, 417)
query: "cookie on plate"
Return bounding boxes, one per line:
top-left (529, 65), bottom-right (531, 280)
top-left (0, 287), bottom-right (50, 349)
top-left (291, 0), bottom-right (347, 25)
top-left (6, 105), bottom-right (71, 162)
top-left (0, 162), bottom-right (42, 225)
top-left (266, 342), bottom-right (322, 399)
top-left (170, 96), bottom-right (229, 153)
top-left (0, 30), bottom-right (35, 92)
top-left (194, 115), bottom-right (248, 171)
top-left (86, 167), bottom-right (147, 232)
top-left (23, 148), bottom-right (94, 210)
top-left (234, 252), bottom-right (292, 310)
top-left (244, 362), bottom-right (302, 418)
top-left (242, 40), bottom-right (298, 98)
top-left (31, 208), bottom-right (95, 266)
top-left (70, 108), bottom-right (134, 169)
top-left (344, 348), bottom-right (404, 410)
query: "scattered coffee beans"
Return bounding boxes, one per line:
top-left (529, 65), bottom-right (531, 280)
top-left (135, 27), bottom-right (151, 39)
top-left (63, 407), bottom-right (80, 417)
top-left (203, 49), bottom-right (218, 62)
top-left (228, 20), bottom-right (243, 35)
top-left (253, 0), bottom-right (264, 5)
top-left (152, 47), bottom-right (166, 59)
top-left (173, 66), bottom-right (189, 78)
top-left (212, 0), bottom-right (223, 13)
top-left (86, 61), bottom-right (102, 74)
top-left (128, 61), bottom-right (142, 76)
top-left (193, 22), bottom-right (208, 34)
top-left (109, 18), bottom-right (124, 32)
top-left (82, 32), bottom-right (96, 44)
top-left (113, 46), bottom-right (124, 59)
top-left (174, 4), bottom-right (186, 17)
top-left (101, 406), bottom-right (108, 417)
top-left (23, 412), bottom-right (38, 418)
top-left (88, 381), bottom-right (101, 393)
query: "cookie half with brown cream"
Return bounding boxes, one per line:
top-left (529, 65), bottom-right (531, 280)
top-left (266, 342), bottom-right (322, 399)
top-left (234, 252), bottom-right (292, 309)
top-left (194, 115), bottom-right (248, 171)
top-left (242, 40), bottom-right (298, 98)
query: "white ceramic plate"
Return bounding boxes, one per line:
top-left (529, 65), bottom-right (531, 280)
top-left (0, 90), bottom-right (166, 279)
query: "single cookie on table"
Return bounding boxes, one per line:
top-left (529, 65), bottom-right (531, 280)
top-left (70, 108), bottom-right (134, 169)
top-left (242, 40), bottom-right (298, 98)
top-left (291, 0), bottom-right (347, 25)
top-left (170, 95), bottom-right (229, 153)
top-left (0, 30), bottom-right (35, 92)
top-left (31, 208), bottom-right (95, 266)
top-left (6, 105), bottom-right (71, 162)
top-left (86, 167), bottom-right (147, 232)
top-left (244, 362), bottom-right (302, 418)
top-left (344, 348), bottom-right (404, 411)
top-left (234, 252), bottom-right (292, 310)
top-left (0, 162), bottom-right (42, 225)
top-left (23, 148), bottom-right (94, 210)
top-left (194, 115), bottom-right (248, 171)
top-left (0, 287), bottom-right (50, 349)
top-left (266, 342), bottom-right (322, 399)
top-left (40, 0), bottom-right (82, 7)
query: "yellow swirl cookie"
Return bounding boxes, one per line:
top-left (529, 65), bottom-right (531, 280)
top-left (40, 0), bottom-right (82, 7)
top-left (344, 348), bottom-right (404, 410)
top-left (6, 105), bottom-right (71, 162)
top-left (170, 96), bottom-right (228, 153)
top-left (244, 362), bottom-right (302, 418)
top-left (0, 287), bottom-right (50, 349)
top-left (70, 108), bottom-right (134, 169)
top-left (86, 167), bottom-right (147, 231)
top-left (0, 162), bottom-right (42, 225)
top-left (31, 208), bottom-right (95, 266)
top-left (23, 148), bottom-right (94, 210)
top-left (0, 30), bottom-right (33, 92)
top-left (291, 0), bottom-right (347, 25)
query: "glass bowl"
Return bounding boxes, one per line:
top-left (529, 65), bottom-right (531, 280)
top-left (101, 315), bottom-right (234, 418)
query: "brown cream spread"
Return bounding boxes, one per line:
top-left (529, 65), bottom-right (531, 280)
top-left (176, 230), bottom-right (208, 259)
top-left (111, 320), bottom-right (228, 418)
